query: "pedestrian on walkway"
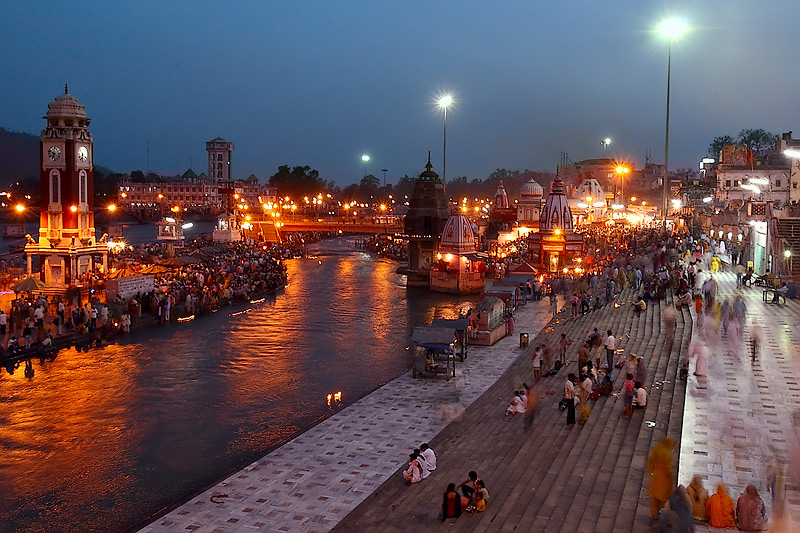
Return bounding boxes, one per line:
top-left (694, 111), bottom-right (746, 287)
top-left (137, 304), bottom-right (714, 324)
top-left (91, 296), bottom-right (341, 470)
top-left (647, 436), bottom-right (676, 519)
top-left (663, 305), bottom-right (677, 342)
top-left (558, 333), bottom-right (569, 365)
top-left (565, 373), bottom-right (577, 425)
top-left (402, 453), bottom-right (423, 485)
top-left (458, 471), bottom-right (481, 500)
top-left (736, 484), bottom-right (767, 531)
top-left (604, 330), bottom-right (616, 372)
top-left (635, 356), bottom-right (647, 385)
top-left (542, 345), bottom-right (553, 376)
top-left (442, 483), bottom-right (466, 521)
top-left (654, 485), bottom-right (693, 532)
top-left (623, 373), bottom-right (635, 418)
top-left (420, 443), bottom-right (436, 472)
top-left (532, 346), bottom-right (542, 380)
top-left (523, 383), bottom-right (538, 430)
top-left (706, 484), bottom-right (736, 528)
top-left (751, 324), bottom-right (763, 363)
top-left (550, 293), bottom-right (558, 317)
top-left (687, 475), bottom-right (709, 523)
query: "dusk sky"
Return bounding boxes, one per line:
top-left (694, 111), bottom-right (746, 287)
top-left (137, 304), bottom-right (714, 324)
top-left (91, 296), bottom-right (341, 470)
top-left (2, 1), bottom-right (798, 185)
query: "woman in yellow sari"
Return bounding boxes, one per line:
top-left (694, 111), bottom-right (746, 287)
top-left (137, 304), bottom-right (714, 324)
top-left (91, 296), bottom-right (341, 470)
top-left (647, 437), bottom-right (675, 518)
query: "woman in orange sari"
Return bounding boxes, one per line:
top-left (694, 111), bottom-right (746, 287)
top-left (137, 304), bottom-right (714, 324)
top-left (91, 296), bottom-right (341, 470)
top-left (706, 483), bottom-right (736, 528)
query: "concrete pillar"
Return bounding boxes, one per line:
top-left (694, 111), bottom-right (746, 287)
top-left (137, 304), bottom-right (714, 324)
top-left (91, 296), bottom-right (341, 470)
top-left (26, 254), bottom-right (32, 275)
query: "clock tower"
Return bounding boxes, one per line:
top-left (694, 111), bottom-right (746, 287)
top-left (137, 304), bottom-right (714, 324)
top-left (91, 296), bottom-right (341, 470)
top-left (25, 86), bottom-right (108, 286)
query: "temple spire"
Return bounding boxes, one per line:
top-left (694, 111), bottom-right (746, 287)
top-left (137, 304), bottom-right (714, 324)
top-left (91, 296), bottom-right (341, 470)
top-left (64, 83), bottom-right (69, 94)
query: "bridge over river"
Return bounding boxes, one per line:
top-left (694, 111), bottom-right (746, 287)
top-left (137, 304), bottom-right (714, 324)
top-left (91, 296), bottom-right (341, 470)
top-left (269, 216), bottom-right (404, 237)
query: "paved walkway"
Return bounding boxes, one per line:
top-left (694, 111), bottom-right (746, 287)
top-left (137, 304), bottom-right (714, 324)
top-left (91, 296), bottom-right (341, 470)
top-left (140, 290), bottom-right (554, 532)
top-left (679, 271), bottom-right (800, 531)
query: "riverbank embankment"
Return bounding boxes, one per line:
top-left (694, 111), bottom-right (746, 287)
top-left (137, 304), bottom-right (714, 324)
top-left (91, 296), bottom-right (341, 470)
top-left (138, 290), bottom-right (556, 532)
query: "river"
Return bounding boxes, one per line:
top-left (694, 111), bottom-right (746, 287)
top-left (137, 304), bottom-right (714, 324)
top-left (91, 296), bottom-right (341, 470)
top-left (0, 236), bottom-right (479, 532)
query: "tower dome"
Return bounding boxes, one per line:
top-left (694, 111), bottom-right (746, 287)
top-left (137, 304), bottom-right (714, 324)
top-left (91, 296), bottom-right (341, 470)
top-left (44, 85), bottom-right (88, 122)
top-left (439, 214), bottom-right (477, 254)
top-left (540, 178), bottom-right (574, 232)
top-left (519, 177), bottom-right (543, 198)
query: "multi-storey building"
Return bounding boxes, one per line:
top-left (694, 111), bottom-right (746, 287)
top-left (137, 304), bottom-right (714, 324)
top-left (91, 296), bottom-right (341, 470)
top-left (715, 144), bottom-right (790, 207)
top-left (207, 137), bottom-right (234, 182)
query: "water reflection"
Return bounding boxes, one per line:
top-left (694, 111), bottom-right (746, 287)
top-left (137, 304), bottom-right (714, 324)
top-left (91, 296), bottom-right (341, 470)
top-left (0, 237), bottom-right (478, 532)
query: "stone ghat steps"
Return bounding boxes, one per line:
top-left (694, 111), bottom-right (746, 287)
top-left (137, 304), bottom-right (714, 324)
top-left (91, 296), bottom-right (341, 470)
top-left (332, 286), bottom-right (690, 533)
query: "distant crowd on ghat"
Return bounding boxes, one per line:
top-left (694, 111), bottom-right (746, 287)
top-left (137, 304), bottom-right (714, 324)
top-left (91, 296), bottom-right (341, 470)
top-left (0, 233), bottom-right (329, 361)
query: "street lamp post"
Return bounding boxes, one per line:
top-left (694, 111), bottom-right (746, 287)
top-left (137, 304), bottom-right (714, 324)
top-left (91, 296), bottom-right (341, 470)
top-left (438, 95), bottom-right (453, 183)
top-left (361, 154), bottom-right (370, 179)
top-left (785, 249), bottom-right (792, 278)
top-left (658, 18), bottom-right (688, 229)
top-left (381, 168), bottom-right (388, 187)
top-left (601, 138), bottom-right (612, 159)
top-left (615, 165), bottom-right (630, 205)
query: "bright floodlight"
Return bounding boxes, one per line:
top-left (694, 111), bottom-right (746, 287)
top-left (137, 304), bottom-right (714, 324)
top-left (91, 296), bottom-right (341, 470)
top-left (438, 95), bottom-right (453, 108)
top-left (784, 149), bottom-right (800, 159)
top-left (361, 154), bottom-right (370, 162)
top-left (603, 138), bottom-right (612, 146)
top-left (658, 18), bottom-right (688, 38)
top-left (785, 250), bottom-right (792, 258)
top-left (616, 165), bottom-right (629, 174)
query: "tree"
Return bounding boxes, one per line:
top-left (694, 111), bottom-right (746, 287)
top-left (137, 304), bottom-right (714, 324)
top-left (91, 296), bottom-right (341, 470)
top-left (708, 135), bottom-right (734, 158)
top-left (737, 128), bottom-right (779, 157)
top-left (360, 174), bottom-right (379, 188)
top-left (707, 129), bottom-right (779, 158)
top-left (267, 165), bottom-right (327, 199)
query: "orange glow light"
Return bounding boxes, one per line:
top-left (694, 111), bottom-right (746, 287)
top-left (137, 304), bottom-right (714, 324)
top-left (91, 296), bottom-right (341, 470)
top-left (15, 204), bottom-right (24, 212)
top-left (70, 205), bottom-right (77, 212)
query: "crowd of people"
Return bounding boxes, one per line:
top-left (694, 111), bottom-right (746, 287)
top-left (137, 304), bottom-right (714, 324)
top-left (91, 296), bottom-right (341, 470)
top-left (0, 233), bottom-right (330, 366)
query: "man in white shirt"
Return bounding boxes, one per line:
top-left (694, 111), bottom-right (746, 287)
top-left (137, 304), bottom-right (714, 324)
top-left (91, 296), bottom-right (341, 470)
top-left (633, 382), bottom-right (647, 408)
top-left (604, 330), bottom-right (616, 372)
top-left (565, 373), bottom-right (577, 425)
top-left (34, 306), bottom-right (44, 329)
top-left (414, 448), bottom-right (430, 479)
top-left (420, 443), bottom-right (436, 472)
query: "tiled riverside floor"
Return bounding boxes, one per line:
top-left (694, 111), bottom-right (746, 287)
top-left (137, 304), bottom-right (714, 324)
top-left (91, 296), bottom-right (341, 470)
top-left (679, 272), bottom-right (800, 531)
top-left (140, 289), bottom-right (555, 532)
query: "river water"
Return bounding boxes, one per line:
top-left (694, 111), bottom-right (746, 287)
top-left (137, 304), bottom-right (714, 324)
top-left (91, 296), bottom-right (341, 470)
top-left (0, 236), bottom-right (478, 532)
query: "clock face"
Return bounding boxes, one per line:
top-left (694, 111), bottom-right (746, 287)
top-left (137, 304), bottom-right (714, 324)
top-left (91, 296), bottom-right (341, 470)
top-left (48, 146), bottom-right (61, 161)
top-left (78, 146), bottom-right (88, 162)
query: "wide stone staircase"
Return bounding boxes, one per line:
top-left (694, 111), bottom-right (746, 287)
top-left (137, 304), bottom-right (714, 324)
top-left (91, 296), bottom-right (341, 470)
top-left (333, 285), bottom-right (692, 532)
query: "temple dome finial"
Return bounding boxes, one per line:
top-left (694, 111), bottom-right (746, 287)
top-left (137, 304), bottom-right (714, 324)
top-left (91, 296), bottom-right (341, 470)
top-left (65, 83), bottom-right (69, 94)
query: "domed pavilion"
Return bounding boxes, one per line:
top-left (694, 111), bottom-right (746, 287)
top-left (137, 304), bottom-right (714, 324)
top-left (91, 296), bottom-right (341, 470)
top-left (517, 177), bottom-right (544, 231)
top-left (527, 178), bottom-right (584, 272)
top-left (430, 214), bottom-right (486, 294)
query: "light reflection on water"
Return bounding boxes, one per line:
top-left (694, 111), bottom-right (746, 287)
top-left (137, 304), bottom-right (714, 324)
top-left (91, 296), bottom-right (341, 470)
top-left (0, 237), bottom-right (477, 532)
